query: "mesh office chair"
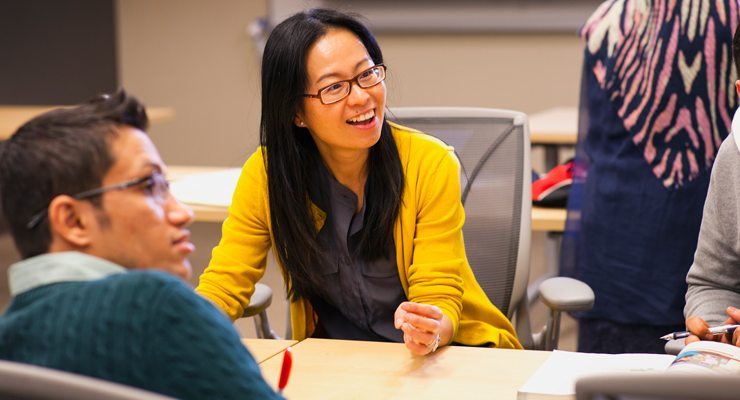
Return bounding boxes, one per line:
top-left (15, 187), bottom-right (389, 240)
top-left (243, 282), bottom-right (280, 339)
top-left (388, 107), bottom-right (594, 350)
top-left (0, 360), bottom-right (174, 399)
top-left (576, 373), bottom-right (740, 400)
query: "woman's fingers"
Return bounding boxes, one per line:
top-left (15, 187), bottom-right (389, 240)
top-left (402, 324), bottom-right (438, 355)
top-left (394, 305), bottom-right (407, 329)
top-left (396, 301), bottom-right (445, 356)
top-left (396, 302), bottom-right (442, 333)
top-left (403, 310), bottom-right (441, 333)
top-left (403, 332), bottom-right (430, 355)
top-left (401, 322), bottom-right (436, 344)
top-left (400, 301), bottom-right (443, 320)
top-left (395, 302), bottom-right (451, 355)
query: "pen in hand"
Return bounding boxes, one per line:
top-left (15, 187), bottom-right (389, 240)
top-left (278, 346), bottom-right (292, 395)
top-left (660, 324), bottom-right (740, 341)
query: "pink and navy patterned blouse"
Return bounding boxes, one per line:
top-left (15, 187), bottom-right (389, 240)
top-left (562, 0), bottom-right (740, 325)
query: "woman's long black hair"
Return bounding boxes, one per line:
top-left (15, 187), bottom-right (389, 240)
top-left (261, 8), bottom-right (404, 302)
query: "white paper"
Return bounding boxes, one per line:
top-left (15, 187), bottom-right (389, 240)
top-left (518, 350), bottom-right (675, 396)
top-left (169, 168), bottom-right (241, 207)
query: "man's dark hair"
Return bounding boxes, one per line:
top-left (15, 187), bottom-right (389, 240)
top-left (0, 89), bottom-right (149, 258)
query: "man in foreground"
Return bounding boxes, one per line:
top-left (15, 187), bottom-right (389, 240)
top-left (0, 89), bottom-right (280, 399)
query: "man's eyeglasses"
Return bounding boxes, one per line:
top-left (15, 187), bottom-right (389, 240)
top-left (26, 172), bottom-right (170, 229)
top-left (303, 64), bottom-right (386, 105)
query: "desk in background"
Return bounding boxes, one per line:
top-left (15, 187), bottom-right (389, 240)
top-left (527, 107), bottom-right (576, 303)
top-left (167, 166), bottom-right (566, 233)
top-left (258, 338), bottom-right (552, 399)
top-left (0, 105), bottom-right (175, 139)
top-left (529, 106), bottom-right (577, 170)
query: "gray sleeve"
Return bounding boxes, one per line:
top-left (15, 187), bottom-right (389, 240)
top-left (685, 133), bottom-right (740, 325)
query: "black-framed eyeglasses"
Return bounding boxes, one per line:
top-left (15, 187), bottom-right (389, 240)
top-left (26, 172), bottom-right (170, 229)
top-left (303, 64), bottom-right (386, 105)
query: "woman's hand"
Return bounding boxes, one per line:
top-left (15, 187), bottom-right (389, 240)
top-left (394, 301), bottom-right (451, 356)
top-left (686, 306), bottom-right (740, 346)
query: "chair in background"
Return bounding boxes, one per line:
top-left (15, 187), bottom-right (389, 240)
top-left (0, 360), bottom-right (173, 399)
top-left (242, 282), bottom-right (280, 339)
top-left (575, 373), bottom-right (740, 400)
top-left (388, 107), bottom-right (593, 350)
top-left (239, 106), bottom-right (594, 347)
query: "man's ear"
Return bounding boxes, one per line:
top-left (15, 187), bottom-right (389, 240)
top-left (47, 195), bottom-right (94, 248)
top-left (735, 80), bottom-right (740, 97)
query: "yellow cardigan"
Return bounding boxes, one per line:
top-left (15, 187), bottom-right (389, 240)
top-left (196, 123), bottom-right (522, 349)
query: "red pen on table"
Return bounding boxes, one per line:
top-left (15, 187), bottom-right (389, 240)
top-left (278, 346), bottom-right (293, 395)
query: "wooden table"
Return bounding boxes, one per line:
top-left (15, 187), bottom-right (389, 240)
top-left (241, 338), bottom-right (297, 363)
top-left (531, 206), bottom-right (567, 232)
top-left (182, 203), bottom-right (566, 232)
top-left (529, 106), bottom-right (578, 170)
top-left (0, 105), bottom-right (175, 139)
top-left (258, 338), bottom-right (552, 399)
top-left (167, 166), bottom-right (567, 233)
top-left (529, 106), bottom-right (578, 145)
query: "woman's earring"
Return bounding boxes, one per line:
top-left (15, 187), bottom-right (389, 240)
top-left (296, 121), bottom-right (305, 127)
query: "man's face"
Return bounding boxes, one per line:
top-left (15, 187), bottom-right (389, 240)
top-left (86, 127), bottom-right (195, 280)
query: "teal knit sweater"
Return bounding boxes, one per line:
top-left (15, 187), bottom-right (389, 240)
top-left (0, 271), bottom-right (280, 399)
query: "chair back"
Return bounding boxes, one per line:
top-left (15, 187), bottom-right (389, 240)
top-left (0, 360), bottom-right (174, 400)
top-left (387, 107), bottom-right (531, 319)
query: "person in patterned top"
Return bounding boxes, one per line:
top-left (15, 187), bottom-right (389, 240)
top-left (561, 0), bottom-right (740, 353)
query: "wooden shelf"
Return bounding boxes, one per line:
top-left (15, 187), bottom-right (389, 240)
top-left (0, 105), bottom-right (174, 139)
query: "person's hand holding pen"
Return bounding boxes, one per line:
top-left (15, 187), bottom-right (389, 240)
top-left (394, 301), bottom-right (452, 356)
top-left (685, 306), bottom-right (740, 346)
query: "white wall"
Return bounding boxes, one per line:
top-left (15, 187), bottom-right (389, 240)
top-left (117, 0), bottom-right (266, 167)
top-left (380, 33), bottom-right (582, 113)
top-left (117, 1), bottom-right (583, 168)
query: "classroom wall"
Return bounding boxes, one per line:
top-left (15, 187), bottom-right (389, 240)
top-left (116, 0), bottom-right (265, 168)
top-left (0, 0), bottom-right (118, 105)
top-left (116, 0), bottom-right (583, 168)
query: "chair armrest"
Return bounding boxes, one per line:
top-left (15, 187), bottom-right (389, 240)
top-left (242, 283), bottom-right (273, 318)
top-left (538, 277), bottom-right (595, 313)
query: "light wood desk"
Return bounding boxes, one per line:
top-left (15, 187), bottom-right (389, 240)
top-left (529, 106), bottom-right (578, 170)
top-left (241, 338), bottom-right (297, 363)
top-left (167, 166), bottom-right (567, 233)
top-left (529, 106), bottom-right (578, 145)
top-left (531, 206), bottom-right (567, 232)
top-left (258, 338), bottom-right (552, 399)
top-left (0, 105), bottom-right (175, 139)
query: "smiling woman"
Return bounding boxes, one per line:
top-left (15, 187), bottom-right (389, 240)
top-left (195, 8), bottom-right (522, 354)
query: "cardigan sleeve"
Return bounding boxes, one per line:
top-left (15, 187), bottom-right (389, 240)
top-left (405, 145), bottom-right (466, 337)
top-left (195, 149), bottom-right (273, 320)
